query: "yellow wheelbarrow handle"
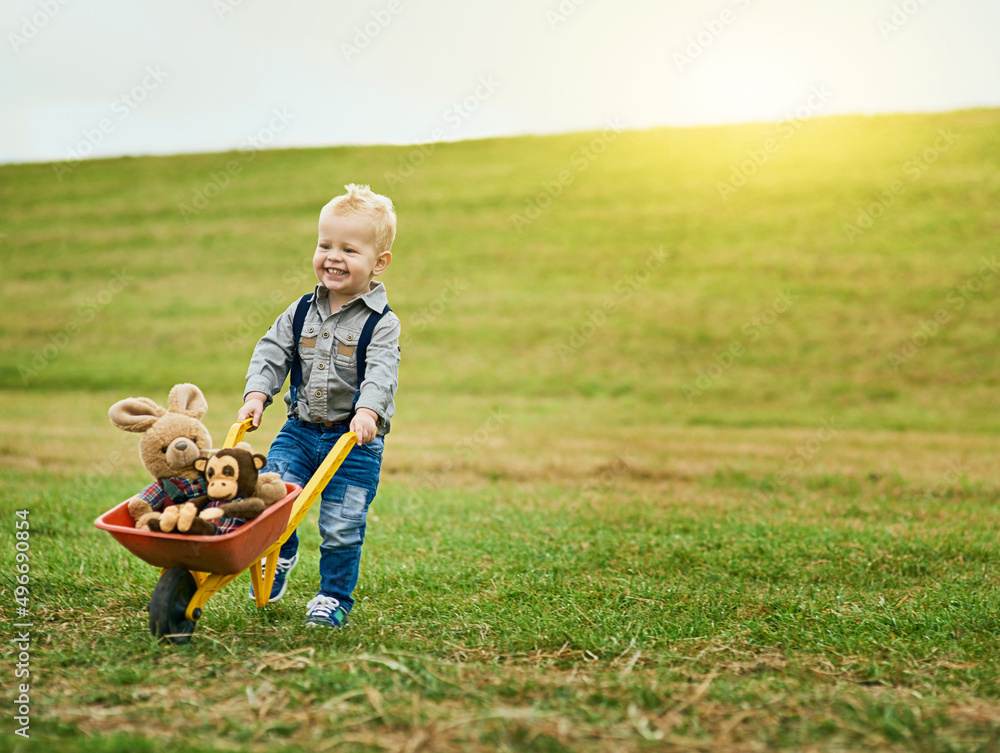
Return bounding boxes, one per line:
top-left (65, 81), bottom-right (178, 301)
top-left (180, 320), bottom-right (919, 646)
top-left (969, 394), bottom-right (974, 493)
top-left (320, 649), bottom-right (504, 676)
top-left (222, 417), bottom-right (254, 449)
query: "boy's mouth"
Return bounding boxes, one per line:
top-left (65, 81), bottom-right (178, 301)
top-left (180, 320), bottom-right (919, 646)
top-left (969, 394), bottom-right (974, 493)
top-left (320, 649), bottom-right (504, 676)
top-left (324, 267), bottom-right (348, 277)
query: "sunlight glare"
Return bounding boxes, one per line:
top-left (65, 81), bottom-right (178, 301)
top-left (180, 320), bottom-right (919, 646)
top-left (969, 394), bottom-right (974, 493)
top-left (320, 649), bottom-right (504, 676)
top-left (689, 55), bottom-right (808, 124)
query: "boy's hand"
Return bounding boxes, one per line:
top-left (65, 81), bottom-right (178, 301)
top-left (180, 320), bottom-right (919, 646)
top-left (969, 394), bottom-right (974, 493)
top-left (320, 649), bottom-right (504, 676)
top-left (238, 393), bottom-right (267, 431)
top-left (350, 408), bottom-right (379, 445)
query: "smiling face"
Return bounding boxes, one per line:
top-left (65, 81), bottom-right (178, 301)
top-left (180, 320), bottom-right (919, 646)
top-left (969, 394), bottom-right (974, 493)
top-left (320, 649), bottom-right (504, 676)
top-left (313, 210), bottom-right (391, 309)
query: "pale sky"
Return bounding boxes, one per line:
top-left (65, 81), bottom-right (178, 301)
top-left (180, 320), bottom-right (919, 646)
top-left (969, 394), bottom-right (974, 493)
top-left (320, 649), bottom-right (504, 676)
top-left (3, 0), bottom-right (999, 164)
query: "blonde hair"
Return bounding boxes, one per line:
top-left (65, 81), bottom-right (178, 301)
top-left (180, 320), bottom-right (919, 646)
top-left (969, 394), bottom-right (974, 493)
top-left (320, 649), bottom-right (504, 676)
top-left (321, 184), bottom-right (397, 255)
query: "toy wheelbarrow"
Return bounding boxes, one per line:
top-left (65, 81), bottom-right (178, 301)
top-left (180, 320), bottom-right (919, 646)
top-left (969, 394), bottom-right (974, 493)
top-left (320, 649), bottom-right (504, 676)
top-left (94, 418), bottom-right (356, 644)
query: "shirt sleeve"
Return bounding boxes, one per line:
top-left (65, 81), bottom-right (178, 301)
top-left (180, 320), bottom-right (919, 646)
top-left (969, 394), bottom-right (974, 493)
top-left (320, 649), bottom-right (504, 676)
top-left (244, 299), bottom-right (300, 407)
top-left (354, 312), bottom-right (401, 424)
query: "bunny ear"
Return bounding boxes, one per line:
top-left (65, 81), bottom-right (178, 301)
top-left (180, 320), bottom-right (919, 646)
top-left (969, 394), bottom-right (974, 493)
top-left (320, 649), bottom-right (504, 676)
top-left (168, 383), bottom-right (208, 419)
top-left (109, 397), bottom-right (167, 433)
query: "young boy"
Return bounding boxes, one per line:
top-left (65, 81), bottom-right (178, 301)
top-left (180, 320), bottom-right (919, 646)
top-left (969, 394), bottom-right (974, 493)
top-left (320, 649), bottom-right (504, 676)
top-left (237, 184), bottom-right (400, 628)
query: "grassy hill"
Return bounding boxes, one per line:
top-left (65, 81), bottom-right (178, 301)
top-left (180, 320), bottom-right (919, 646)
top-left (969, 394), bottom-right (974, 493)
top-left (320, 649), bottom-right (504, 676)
top-left (2, 108), bottom-right (999, 435)
top-left (2, 109), bottom-right (1000, 752)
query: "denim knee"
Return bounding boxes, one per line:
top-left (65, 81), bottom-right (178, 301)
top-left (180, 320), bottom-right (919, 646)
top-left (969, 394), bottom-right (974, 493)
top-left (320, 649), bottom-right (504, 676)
top-left (318, 478), bottom-right (374, 549)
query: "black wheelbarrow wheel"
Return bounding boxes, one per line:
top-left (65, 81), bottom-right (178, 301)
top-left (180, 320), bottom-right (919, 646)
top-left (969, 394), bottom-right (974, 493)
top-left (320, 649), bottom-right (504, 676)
top-left (148, 566), bottom-right (199, 644)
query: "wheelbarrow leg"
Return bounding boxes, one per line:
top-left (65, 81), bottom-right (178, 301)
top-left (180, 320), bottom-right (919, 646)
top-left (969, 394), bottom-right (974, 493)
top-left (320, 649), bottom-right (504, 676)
top-left (148, 567), bottom-right (199, 644)
top-left (248, 554), bottom-right (278, 608)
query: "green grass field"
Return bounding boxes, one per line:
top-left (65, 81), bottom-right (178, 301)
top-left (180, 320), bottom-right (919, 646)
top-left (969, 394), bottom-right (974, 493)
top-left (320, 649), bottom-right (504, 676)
top-left (2, 108), bottom-right (999, 752)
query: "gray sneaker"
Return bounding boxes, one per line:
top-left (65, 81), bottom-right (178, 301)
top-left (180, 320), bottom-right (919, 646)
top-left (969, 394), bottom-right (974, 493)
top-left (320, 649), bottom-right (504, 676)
top-left (304, 594), bottom-right (348, 628)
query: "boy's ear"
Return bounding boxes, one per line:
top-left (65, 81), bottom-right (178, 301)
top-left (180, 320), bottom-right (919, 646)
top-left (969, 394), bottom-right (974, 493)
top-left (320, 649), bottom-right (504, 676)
top-left (373, 250), bottom-right (391, 276)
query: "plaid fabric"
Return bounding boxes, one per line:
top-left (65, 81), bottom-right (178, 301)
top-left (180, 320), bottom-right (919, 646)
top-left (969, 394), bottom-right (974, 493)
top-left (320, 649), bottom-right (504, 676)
top-left (137, 477), bottom-right (207, 512)
top-left (210, 516), bottom-right (247, 535)
top-left (202, 500), bottom-right (249, 535)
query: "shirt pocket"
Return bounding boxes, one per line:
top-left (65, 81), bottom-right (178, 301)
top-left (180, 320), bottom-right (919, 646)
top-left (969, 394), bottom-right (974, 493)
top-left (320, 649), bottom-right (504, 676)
top-left (333, 328), bottom-right (361, 366)
top-left (299, 323), bottom-right (320, 360)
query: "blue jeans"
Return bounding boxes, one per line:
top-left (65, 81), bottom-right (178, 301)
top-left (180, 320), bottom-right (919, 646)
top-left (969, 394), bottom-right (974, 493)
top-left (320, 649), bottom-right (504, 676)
top-left (264, 418), bottom-right (383, 612)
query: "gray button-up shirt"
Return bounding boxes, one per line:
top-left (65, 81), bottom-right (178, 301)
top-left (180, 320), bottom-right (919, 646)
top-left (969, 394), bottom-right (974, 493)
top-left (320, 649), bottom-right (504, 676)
top-left (244, 282), bottom-right (400, 434)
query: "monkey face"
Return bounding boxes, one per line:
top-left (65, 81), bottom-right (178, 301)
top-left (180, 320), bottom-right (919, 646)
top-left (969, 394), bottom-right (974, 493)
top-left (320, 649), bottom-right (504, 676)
top-left (194, 448), bottom-right (266, 501)
top-left (203, 456), bottom-right (241, 501)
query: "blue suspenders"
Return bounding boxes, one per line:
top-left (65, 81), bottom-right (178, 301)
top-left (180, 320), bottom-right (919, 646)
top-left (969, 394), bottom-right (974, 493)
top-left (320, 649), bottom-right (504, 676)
top-left (287, 293), bottom-right (392, 419)
top-left (287, 293), bottom-right (312, 413)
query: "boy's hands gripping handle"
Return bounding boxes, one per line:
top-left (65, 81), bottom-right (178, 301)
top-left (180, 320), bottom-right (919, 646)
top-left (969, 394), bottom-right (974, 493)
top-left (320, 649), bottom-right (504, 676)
top-left (350, 407), bottom-right (380, 445)
top-left (238, 392), bottom-right (268, 432)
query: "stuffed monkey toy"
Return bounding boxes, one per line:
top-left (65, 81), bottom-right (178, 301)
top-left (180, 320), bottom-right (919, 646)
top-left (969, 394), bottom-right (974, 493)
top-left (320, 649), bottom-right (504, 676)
top-left (150, 446), bottom-right (275, 535)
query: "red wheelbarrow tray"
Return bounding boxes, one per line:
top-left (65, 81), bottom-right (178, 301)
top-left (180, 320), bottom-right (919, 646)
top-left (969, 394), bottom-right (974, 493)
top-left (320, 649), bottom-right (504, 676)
top-left (94, 482), bottom-right (302, 575)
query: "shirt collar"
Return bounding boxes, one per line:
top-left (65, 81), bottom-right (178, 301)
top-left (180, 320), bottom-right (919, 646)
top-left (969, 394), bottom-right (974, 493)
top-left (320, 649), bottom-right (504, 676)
top-left (313, 281), bottom-right (388, 316)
